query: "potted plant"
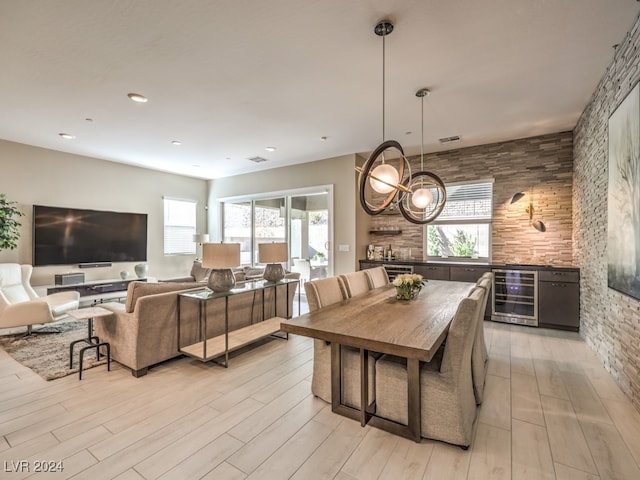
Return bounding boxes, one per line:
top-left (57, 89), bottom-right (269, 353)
top-left (0, 194), bottom-right (24, 251)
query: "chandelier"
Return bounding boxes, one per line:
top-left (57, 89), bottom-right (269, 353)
top-left (397, 89), bottom-right (446, 224)
top-left (356, 20), bottom-right (411, 215)
top-left (357, 20), bottom-right (446, 224)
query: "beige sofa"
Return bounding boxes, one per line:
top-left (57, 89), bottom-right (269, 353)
top-left (94, 280), bottom-right (298, 377)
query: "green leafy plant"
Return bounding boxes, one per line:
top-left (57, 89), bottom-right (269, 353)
top-left (0, 194), bottom-right (24, 251)
top-left (450, 229), bottom-right (477, 257)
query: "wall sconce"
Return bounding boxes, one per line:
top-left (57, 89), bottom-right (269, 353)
top-left (511, 189), bottom-right (546, 232)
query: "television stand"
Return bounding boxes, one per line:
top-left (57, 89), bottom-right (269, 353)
top-left (47, 278), bottom-right (147, 305)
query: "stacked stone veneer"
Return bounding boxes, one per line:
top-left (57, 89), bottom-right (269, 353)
top-left (574, 14), bottom-right (640, 409)
top-left (368, 131), bottom-right (574, 266)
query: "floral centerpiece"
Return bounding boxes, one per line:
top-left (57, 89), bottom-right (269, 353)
top-left (392, 273), bottom-right (427, 300)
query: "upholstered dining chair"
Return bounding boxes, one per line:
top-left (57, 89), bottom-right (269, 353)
top-left (339, 270), bottom-right (371, 298)
top-left (0, 263), bottom-right (80, 335)
top-left (374, 288), bottom-right (483, 448)
top-left (471, 273), bottom-right (493, 404)
top-left (304, 276), bottom-right (375, 409)
top-left (363, 266), bottom-right (389, 289)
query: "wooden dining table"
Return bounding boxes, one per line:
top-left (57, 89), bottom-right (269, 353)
top-left (280, 279), bottom-right (475, 442)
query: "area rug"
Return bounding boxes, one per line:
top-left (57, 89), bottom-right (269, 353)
top-left (0, 319), bottom-right (107, 380)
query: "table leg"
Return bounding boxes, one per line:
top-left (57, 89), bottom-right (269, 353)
top-left (407, 358), bottom-right (421, 442)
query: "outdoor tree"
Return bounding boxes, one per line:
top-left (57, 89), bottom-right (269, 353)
top-left (0, 194), bottom-right (24, 251)
top-left (450, 229), bottom-right (477, 257)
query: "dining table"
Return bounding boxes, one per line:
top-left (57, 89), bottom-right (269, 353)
top-left (280, 279), bottom-right (475, 442)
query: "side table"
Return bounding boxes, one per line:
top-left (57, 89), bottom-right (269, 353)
top-left (68, 306), bottom-right (113, 379)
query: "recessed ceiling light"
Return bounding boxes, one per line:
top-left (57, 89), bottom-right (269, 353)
top-left (85, 118), bottom-right (93, 122)
top-left (127, 93), bottom-right (148, 103)
top-left (171, 140), bottom-right (182, 146)
top-left (320, 136), bottom-right (328, 141)
top-left (59, 133), bottom-right (75, 139)
top-left (265, 146), bottom-right (277, 152)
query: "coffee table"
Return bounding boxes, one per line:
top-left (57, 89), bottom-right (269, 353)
top-left (67, 306), bottom-right (112, 379)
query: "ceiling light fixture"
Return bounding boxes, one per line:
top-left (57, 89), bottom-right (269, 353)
top-left (59, 133), bottom-right (75, 139)
top-left (398, 89), bottom-right (447, 224)
top-left (127, 93), bottom-right (148, 103)
top-left (171, 140), bottom-right (182, 146)
top-left (265, 146), bottom-right (277, 152)
top-left (356, 20), bottom-right (411, 215)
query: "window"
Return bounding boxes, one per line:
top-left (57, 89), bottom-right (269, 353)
top-left (163, 198), bottom-right (196, 255)
top-left (424, 180), bottom-right (493, 261)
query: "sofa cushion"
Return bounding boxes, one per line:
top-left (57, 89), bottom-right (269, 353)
top-left (190, 261), bottom-right (211, 282)
top-left (125, 281), bottom-right (199, 313)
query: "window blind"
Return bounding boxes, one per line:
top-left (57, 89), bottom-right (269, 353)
top-left (164, 198), bottom-right (197, 255)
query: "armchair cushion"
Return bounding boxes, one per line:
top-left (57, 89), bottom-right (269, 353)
top-left (0, 263), bottom-right (79, 331)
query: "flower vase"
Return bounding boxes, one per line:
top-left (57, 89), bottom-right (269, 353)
top-left (395, 286), bottom-right (421, 301)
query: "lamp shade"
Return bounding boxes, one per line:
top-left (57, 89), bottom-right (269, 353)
top-left (259, 242), bottom-right (288, 263)
top-left (192, 233), bottom-right (210, 243)
top-left (202, 243), bottom-right (240, 269)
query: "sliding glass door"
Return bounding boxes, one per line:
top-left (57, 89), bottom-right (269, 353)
top-left (221, 188), bottom-right (332, 278)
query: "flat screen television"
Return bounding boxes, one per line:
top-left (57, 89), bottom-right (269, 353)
top-left (33, 205), bottom-right (148, 266)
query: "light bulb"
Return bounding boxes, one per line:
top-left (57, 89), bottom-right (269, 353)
top-left (369, 164), bottom-right (399, 193)
top-left (412, 187), bottom-right (433, 208)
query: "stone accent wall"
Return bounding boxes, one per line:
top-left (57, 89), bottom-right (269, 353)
top-left (368, 131), bottom-right (574, 266)
top-left (574, 14), bottom-right (640, 409)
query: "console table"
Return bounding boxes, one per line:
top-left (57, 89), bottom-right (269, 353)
top-left (177, 278), bottom-right (299, 367)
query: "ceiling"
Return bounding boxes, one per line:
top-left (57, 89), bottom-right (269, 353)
top-left (1, 1), bottom-right (638, 180)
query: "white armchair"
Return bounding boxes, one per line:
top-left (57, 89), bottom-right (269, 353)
top-left (0, 263), bottom-right (80, 335)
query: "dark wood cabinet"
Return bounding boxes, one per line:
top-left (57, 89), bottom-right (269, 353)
top-left (449, 266), bottom-right (491, 282)
top-left (538, 276), bottom-right (580, 331)
top-left (413, 265), bottom-right (449, 281)
top-left (450, 266), bottom-right (492, 318)
top-left (359, 260), bottom-right (580, 330)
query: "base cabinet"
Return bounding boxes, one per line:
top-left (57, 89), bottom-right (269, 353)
top-left (538, 281), bottom-right (580, 331)
top-left (413, 265), bottom-right (449, 281)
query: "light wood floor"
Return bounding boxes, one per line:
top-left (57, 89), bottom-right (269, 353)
top-left (2, 320), bottom-right (640, 479)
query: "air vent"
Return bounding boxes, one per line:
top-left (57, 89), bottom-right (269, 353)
top-left (439, 135), bottom-right (461, 144)
top-left (247, 156), bottom-right (269, 163)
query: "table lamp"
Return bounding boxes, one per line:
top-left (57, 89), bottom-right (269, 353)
top-left (202, 242), bottom-right (240, 292)
top-left (192, 233), bottom-right (210, 260)
top-left (259, 242), bottom-right (288, 283)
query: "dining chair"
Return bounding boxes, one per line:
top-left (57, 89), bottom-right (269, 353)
top-left (363, 266), bottom-right (389, 289)
top-left (304, 276), bottom-right (374, 409)
top-left (339, 271), bottom-right (371, 298)
top-left (374, 288), bottom-right (483, 448)
top-left (471, 273), bottom-right (493, 404)
top-left (292, 258), bottom-right (311, 282)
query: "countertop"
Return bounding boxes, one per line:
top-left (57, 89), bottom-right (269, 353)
top-left (359, 259), bottom-right (579, 272)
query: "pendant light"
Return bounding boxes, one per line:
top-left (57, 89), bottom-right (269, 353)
top-left (398, 89), bottom-right (447, 224)
top-left (356, 20), bottom-right (411, 215)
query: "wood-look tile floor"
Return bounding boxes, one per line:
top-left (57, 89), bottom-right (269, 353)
top-left (1, 319), bottom-right (640, 479)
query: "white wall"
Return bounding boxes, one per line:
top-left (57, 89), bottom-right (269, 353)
top-left (0, 139), bottom-right (208, 285)
top-left (209, 154), bottom-right (359, 275)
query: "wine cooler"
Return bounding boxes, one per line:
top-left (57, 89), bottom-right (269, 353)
top-left (491, 269), bottom-right (538, 326)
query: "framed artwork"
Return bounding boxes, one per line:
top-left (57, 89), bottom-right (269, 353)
top-left (607, 82), bottom-right (640, 300)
